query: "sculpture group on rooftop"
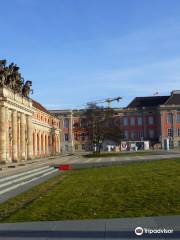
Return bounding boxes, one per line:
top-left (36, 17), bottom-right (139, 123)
top-left (0, 59), bottom-right (32, 97)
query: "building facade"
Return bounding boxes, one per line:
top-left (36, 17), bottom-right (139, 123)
top-left (0, 86), bottom-right (61, 163)
top-left (50, 90), bottom-right (180, 151)
top-left (122, 90), bottom-right (180, 148)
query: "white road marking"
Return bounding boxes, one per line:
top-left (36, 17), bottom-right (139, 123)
top-left (0, 169), bottom-right (59, 195)
top-left (0, 166), bottom-right (50, 184)
top-left (0, 168), bottom-right (54, 189)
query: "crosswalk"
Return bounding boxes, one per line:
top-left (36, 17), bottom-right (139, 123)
top-left (0, 166), bottom-right (58, 196)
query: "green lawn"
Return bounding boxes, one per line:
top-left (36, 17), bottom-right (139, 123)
top-left (84, 150), bottom-right (165, 158)
top-left (1, 159), bottom-right (180, 222)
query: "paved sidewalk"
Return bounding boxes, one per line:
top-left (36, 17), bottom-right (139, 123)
top-left (1, 151), bottom-right (180, 178)
top-left (0, 154), bottom-right (73, 178)
top-left (51, 152), bottom-right (180, 170)
top-left (0, 215), bottom-right (179, 239)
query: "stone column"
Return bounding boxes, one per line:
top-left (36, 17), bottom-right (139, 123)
top-left (12, 110), bottom-right (18, 162)
top-left (39, 132), bottom-right (41, 157)
top-left (54, 135), bottom-right (57, 153)
top-left (5, 107), bottom-right (10, 162)
top-left (34, 131), bottom-right (37, 158)
top-left (45, 134), bottom-right (48, 156)
top-left (0, 106), bottom-right (7, 162)
top-left (20, 113), bottom-right (26, 160)
top-left (58, 132), bottom-right (61, 153)
top-left (27, 115), bottom-right (33, 160)
top-left (42, 132), bottom-right (45, 157)
top-left (57, 135), bottom-right (60, 153)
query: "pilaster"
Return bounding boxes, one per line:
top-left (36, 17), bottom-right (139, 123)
top-left (5, 107), bottom-right (10, 162)
top-left (12, 110), bottom-right (18, 161)
top-left (27, 115), bottom-right (33, 160)
top-left (0, 106), bottom-right (7, 162)
top-left (20, 113), bottom-right (26, 160)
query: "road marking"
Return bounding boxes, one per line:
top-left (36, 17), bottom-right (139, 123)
top-left (0, 169), bottom-right (58, 195)
top-left (0, 168), bottom-right (54, 189)
top-left (0, 166), bottom-right (50, 184)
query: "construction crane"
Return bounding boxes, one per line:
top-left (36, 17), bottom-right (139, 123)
top-left (87, 96), bottom-right (122, 108)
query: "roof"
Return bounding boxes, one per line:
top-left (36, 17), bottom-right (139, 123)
top-left (127, 96), bottom-right (169, 108)
top-left (164, 93), bottom-right (180, 105)
top-left (32, 99), bottom-right (51, 115)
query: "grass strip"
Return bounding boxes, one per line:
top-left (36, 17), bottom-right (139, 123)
top-left (0, 173), bottom-right (68, 221)
top-left (0, 158), bottom-right (180, 222)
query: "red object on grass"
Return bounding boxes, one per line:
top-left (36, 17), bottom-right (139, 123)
top-left (58, 165), bottom-right (72, 171)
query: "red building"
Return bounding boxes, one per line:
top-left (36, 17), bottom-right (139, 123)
top-left (50, 90), bottom-right (180, 151)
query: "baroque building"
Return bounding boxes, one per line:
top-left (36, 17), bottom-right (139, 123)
top-left (51, 90), bottom-right (180, 152)
top-left (0, 60), bottom-right (61, 163)
top-left (0, 87), bottom-right (61, 163)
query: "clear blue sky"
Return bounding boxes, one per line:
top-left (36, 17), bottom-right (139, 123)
top-left (1, 0), bottom-right (180, 109)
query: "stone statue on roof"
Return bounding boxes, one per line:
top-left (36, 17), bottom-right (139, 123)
top-left (0, 59), bottom-right (33, 97)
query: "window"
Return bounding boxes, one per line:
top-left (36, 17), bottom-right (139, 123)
top-left (137, 131), bottom-right (144, 139)
top-left (167, 128), bottom-right (173, 137)
top-left (80, 119), bottom-right (87, 128)
top-left (123, 117), bottom-right (128, 126)
top-left (124, 130), bottom-right (128, 139)
top-left (75, 144), bottom-right (78, 150)
top-left (177, 114), bottom-right (180, 123)
top-left (130, 117), bottom-right (135, 126)
top-left (81, 133), bottom-right (86, 141)
top-left (167, 113), bottom-right (173, 124)
top-left (148, 116), bottom-right (154, 125)
top-left (149, 129), bottom-right (154, 138)
top-left (137, 117), bottom-right (142, 126)
top-left (82, 144), bottom-right (85, 150)
top-left (130, 131), bottom-right (136, 139)
top-left (64, 134), bottom-right (69, 141)
top-left (64, 118), bottom-right (69, 128)
top-left (177, 128), bottom-right (180, 137)
top-left (74, 133), bottom-right (79, 140)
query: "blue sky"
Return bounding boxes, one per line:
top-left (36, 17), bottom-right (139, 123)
top-left (1, 0), bottom-right (180, 109)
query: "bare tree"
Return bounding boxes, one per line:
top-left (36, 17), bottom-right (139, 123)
top-left (80, 104), bottom-right (123, 153)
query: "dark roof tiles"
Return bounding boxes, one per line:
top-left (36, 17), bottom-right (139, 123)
top-left (127, 96), bottom-right (169, 108)
top-left (164, 94), bottom-right (180, 105)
